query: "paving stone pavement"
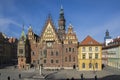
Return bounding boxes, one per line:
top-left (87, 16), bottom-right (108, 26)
top-left (45, 66), bottom-right (120, 80)
top-left (0, 66), bottom-right (120, 80)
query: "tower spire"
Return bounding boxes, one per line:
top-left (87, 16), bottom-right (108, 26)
top-left (104, 29), bottom-right (112, 46)
top-left (59, 5), bottom-right (64, 20)
top-left (61, 5), bottom-right (63, 9)
top-left (20, 24), bottom-right (26, 41)
top-left (105, 29), bottom-right (109, 37)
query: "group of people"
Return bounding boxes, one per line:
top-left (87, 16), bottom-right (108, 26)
top-left (7, 74), bottom-right (21, 80)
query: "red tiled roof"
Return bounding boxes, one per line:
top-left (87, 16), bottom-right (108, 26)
top-left (80, 35), bottom-right (101, 46)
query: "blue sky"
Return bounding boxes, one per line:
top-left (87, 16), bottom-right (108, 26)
top-left (0, 0), bottom-right (120, 42)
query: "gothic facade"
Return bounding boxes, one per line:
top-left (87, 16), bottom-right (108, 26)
top-left (17, 7), bottom-right (78, 69)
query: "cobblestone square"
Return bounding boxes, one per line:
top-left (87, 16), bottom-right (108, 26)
top-left (0, 66), bottom-right (120, 80)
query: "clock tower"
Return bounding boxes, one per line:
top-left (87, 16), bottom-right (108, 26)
top-left (58, 6), bottom-right (66, 41)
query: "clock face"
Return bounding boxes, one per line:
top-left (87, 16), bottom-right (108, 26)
top-left (47, 42), bottom-right (52, 47)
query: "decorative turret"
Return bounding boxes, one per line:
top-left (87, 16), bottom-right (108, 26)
top-left (68, 24), bottom-right (73, 34)
top-left (17, 25), bottom-right (31, 70)
top-left (28, 25), bottom-right (33, 40)
top-left (20, 26), bottom-right (26, 41)
top-left (64, 24), bottom-right (78, 44)
top-left (105, 30), bottom-right (110, 37)
top-left (58, 5), bottom-right (66, 41)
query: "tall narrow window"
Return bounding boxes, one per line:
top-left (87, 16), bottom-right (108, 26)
top-left (69, 47), bottom-right (71, 52)
top-left (95, 53), bottom-right (98, 59)
top-left (95, 63), bottom-right (98, 68)
top-left (89, 53), bottom-right (92, 59)
top-left (72, 48), bottom-right (74, 52)
top-left (44, 50), bottom-right (47, 58)
top-left (56, 51), bottom-right (58, 56)
top-left (89, 63), bottom-right (92, 68)
top-left (82, 63), bottom-right (85, 68)
top-left (82, 54), bottom-right (86, 59)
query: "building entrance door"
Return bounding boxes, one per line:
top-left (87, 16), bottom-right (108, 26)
top-left (73, 64), bottom-right (76, 69)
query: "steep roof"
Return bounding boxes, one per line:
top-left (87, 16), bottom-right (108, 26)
top-left (39, 15), bottom-right (60, 43)
top-left (80, 35), bottom-right (101, 46)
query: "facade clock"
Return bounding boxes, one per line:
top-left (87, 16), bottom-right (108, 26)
top-left (47, 42), bottom-right (52, 47)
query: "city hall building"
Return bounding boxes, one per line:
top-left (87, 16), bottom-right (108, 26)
top-left (17, 7), bottom-right (78, 70)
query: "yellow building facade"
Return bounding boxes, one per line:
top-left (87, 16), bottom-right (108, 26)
top-left (78, 35), bottom-right (102, 71)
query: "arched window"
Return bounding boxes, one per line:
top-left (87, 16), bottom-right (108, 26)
top-left (82, 63), bottom-right (85, 68)
top-left (95, 63), bottom-right (98, 68)
top-left (89, 63), bottom-right (92, 68)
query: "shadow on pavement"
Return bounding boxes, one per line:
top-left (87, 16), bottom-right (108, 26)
top-left (46, 75), bottom-right (120, 80)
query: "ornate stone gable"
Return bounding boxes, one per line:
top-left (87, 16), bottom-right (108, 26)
top-left (64, 24), bottom-right (78, 45)
top-left (39, 17), bottom-right (61, 44)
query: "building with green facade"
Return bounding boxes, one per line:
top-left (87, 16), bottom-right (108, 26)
top-left (103, 36), bottom-right (120, 69)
